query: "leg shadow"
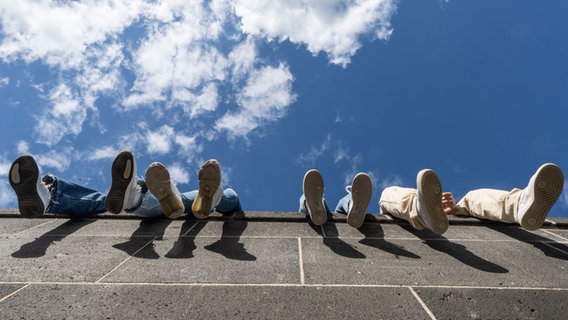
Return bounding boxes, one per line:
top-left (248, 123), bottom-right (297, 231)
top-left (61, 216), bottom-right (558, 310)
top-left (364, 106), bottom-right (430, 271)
top-left (204, 211), bottom-right (256, 261)
top-left (113, 219), bottom-right (171, 259)
top-left (357, 223), bottom-right (420, 259)
top-left (400, 224), bottom-right (509, 273)
top-left (165, 219), bottom-right (206, 259)
top-left (12, 219), bottom-right (96, 258)
top-left (487, 225), bottom-right (568, 261)
top-left (311, 222), bottom-right (366, 259)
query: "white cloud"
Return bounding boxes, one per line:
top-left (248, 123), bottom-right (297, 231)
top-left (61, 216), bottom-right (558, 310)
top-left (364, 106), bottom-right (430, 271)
top-left (167, 163), bottom-right (190, 185)
top-left (35, 149), bottom-right (73, 172)
top-left (17, 141), bottom-right (30, 154)
top-left (145, 125), bottom-right (175, 154)
top-left (34, 83), bottom-right (88, 146)
top-left (0, 180), bottom-right (15, 208)
top-left (0, 77), bottom-right (8, 87)
top-left (0, 0), bottom-right (141, 68)
top-left (88, 146), bottom-right (120, 161)
top-left (216, 63), bottom-right (296, 138)
top-left (378, 175), bottom-right (405, 189)
top-left (234, 0), bottom-right (397, 67)
top-left (296, 134), bottom-right (333, 167)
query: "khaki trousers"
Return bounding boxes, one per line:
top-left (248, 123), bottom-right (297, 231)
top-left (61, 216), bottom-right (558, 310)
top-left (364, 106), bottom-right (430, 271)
top-left (379, 186), bottom-right (428, 230)
top-left (379, 186), bottom-right (522, 225)
top-left (454, 188), bottom-right (522, 224)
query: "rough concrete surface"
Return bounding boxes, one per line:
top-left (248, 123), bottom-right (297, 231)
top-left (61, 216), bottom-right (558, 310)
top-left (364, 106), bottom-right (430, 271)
top-left (0, 209), bottom-right (567, 320)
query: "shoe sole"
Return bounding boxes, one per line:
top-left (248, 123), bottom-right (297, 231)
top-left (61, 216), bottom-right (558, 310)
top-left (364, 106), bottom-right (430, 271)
top-left (192, 159), bottom-right (221, 219)
top-left (146, 162), bottom-right (184, 219)
top-left (417, 169), bottom-right (448, 235)
top-left (520, 163), bottom-right (564, 230)
top-left (9, 155), bottom-right (45, 218)
top-left (105, 151), bottom-right (135, 214)
top-left (347, 173), bottom-right (372, 228)
top-left (303, 169), bottom-right (327, 225)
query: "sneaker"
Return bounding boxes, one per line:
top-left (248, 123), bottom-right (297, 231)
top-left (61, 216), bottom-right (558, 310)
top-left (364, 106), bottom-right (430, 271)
top-left (303, 169), bottom-right (327, 225)
top-left (516, 163), bottom-right (564, 230)
top-left (192, 159), bottom-right (222, 219)
top-left (145, 162), bottom-right (185, 219)
top-left (9, 155), bottom-right (50, 218)
top-left (105, 151), bottom-right (141, 214)
top-left (346, 173), bottom-right (373, 228)
top-left (416, 169), bottom-right (448, 235)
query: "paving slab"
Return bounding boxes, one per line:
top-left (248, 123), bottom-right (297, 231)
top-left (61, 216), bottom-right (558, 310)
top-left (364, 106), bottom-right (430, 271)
top-left (415, 287), bottom-right (568, 320)
top-left (101, 237), bottom-right (300, 284)
top-left (301, 237), bottom-right (568, 287)
top-left (0, 284), bottom-right (431, 320)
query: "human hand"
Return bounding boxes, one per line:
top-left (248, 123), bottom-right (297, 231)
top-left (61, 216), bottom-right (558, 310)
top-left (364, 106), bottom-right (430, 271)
top-left (442, 192), bottom-right (457, 215)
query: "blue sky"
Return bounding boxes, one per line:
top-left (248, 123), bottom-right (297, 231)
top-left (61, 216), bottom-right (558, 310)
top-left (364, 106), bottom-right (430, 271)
top-left (1, 0), bottom-right (567, 217)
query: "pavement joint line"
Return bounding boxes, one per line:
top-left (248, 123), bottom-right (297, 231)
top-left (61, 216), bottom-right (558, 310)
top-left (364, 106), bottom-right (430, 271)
top-left (179, 221), bottom-right (200, 237)
top-left (540, 242), bottom-right (568, 256)
top-left (408, 286), bottom-right (437, 320)
top-left (95, 236), bottom-right (158, 284)
top-left (540, 229), bottom-right (568, 242)
top-left (0, 283), bottom-right (30, 303)
top-left (13, 219), bottom-right (56, 236)
top-left (2, 282), bottom-right (568, 291)
top-left (298, 237), bottom-right (305, 285)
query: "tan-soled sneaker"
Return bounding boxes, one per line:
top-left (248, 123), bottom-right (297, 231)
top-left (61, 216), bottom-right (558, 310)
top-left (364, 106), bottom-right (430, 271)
top-left (516, 163), bottom-right (564, 230)
top-left (9, 155), bottom-right (50, 218)
top-left (347, 172), bottom-right (373, 228)
top-left (145, 162), bottom-right (184, 219)
top-left (192, 159), bottom-right (222, 219)
top-left (303, 169), bottom-right (327, 225)
top-left (416, 169), bottom-right (448, 235)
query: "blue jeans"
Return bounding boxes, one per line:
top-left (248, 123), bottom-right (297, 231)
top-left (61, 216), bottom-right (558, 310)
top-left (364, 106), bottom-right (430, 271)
top-left (298, 194), bottom-right (351, 215)
top-left (45, 175), bottom-right (241, 218)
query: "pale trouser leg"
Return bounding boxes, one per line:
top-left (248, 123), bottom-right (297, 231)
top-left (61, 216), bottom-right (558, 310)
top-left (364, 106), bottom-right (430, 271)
top-left (455, 188), bottom-right (521, 224)
top-left (379, 186), bottom-right (427, 230)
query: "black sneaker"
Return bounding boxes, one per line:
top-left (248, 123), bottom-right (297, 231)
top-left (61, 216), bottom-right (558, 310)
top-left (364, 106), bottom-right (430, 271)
top-left (9, 155), bottom-right (50, 218)
top-left (105, 151), bottom-right (137, 214)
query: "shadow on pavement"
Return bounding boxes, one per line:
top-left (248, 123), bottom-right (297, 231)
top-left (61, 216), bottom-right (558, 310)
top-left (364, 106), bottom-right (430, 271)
top-left (400, 224), bottom-right (509, 274)
top-left (12, 218), bottom-right (96, 258)
top-left (113, 219), bottom-right (171, 259)
top-left (357, 223), bottom-right (420, 259)
top-left (487, 225), bottom-right (568, 261)
top-left (204, 211), bottom-right (256, 261)
top-left (311, 221), bottom-right (366, 259)
top-left (165, 219), bottom-right (205, 259)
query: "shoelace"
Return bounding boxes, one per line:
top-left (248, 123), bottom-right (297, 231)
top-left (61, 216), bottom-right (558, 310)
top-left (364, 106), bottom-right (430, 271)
top-left (345, 185), bottom-right (352, 194)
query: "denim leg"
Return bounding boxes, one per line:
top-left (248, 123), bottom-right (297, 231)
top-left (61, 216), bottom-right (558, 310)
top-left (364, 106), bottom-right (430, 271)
top-left (45, 174), bottom-right (106, 217)
top-left (181, 189), bottom-right (242, 215)
top-left (131, 190), bottom-right (164, 218)
top-left (215, 188), bottom-right (242, 213)
top-left (335, 194), bottom-right (352, 214)
top-left (299, 194), bottom-right (331, 216)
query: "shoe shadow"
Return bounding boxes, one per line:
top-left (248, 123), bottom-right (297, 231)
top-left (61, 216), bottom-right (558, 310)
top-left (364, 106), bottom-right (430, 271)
top-left (357, 223), bottom-right (420, 259)
top-left (12, 219), bottom-right (96, 258)
top-left (311, 221), bottom-right (366, 259)
top-left (400, 224), bottom-right (509, 274)
top-left (113, 219), bottom-right (171, 259)
top-left (204, 211), bottom-right (256, 261)
top-left (165, 219), bottom-right (206, 259)
top-left (487, 225), bottom-right (568, 261)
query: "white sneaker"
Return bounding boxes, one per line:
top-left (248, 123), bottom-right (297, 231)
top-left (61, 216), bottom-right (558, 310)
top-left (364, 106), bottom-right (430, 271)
top-left (303, 169), bottom-right (327, 225)
top-left (145, 162), bottom-right (185, 219)
top-left (346, 173), bottom-right (373, 228)
top-left (105, 151), bottom-right (141, 214)
top-left (416, 169), bottom-right (448, 235)
top-left (192, 159), bottom-right (222, 219)
top-left (9, 155), bottom-right (50, 218)
top-left (516, 163), bottom-right (564, 230)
